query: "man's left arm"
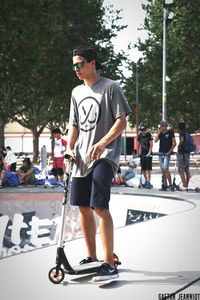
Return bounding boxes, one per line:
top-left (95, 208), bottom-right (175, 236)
top-left (148, 139), bottom-right (153, 156)
top-left (88, 114), bottom-right (127, 161)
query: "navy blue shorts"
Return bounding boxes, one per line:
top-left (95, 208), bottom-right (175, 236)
top-left (70, 160), bottom-right (113, 209)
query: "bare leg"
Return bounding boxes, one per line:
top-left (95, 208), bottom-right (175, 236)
top-left (179, 170), bottom-right (187, 187)
top-left (162, 169), bottom-right (167, 186)
top-left (95, 207), bottom-right (114, 266)
top-left (79, 206), bottom-right (97, 260)
top-left (143, 170), bottom-right (147, 182)
top-left (185, 169), bottom-right (190, 187)
top-left (147, 170), bottom-right (151, 183)
top-left (59, 174), bottom-right (64, 182)
top-left (164, 169), bottom-right (172, 186)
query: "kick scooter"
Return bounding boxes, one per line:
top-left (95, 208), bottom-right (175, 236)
top-left (171, 153), bottom-right (181, 191)
top-left (48, 154), bottom-right (121, 284)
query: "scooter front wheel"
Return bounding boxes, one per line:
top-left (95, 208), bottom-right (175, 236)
top-left (48, 267), bottom-right (65, 284)
top-left (195, 187), bottom-right (200, 193)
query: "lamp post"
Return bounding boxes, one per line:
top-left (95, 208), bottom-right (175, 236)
top-left (135, 58), bottom-right (142, 137)
top-left (162, 0), bottom-right (174, 121)
top-left (136, 61), bottom-right (139, 137)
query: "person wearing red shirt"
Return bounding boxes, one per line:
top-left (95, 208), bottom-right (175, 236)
top-left (51, 128), bottom-right (67, 186)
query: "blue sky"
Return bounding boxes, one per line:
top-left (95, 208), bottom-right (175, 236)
top-left (103, 0), bottom-right (148, 67)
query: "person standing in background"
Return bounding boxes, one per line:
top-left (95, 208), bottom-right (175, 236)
top-left (177, 121), bottom-right (190, 191)
top-left (0, 146), bottom-right (7, 158)
top-left (51, 128), bottom-right (67, 186)
top-left (154, 120), bottom-right (176, 191)
top-left (137, 124), bottom-right (153, 189)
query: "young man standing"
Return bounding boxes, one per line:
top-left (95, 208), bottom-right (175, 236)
top-left (137, 124), bottom-right (153, 188)
top-left (67, 45), bottom-right (131, 282)
top-left (177, 121), bottom-right (190, 190)
top-left (154, 120), bottom-right (176, 190)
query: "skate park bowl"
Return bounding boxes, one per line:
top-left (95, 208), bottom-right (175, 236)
top-left (0, 187), bottom-right (195, 260)
top-left (110, 192), bottom-right (194, 228)
top-left (1, 186), bottom-right (200, 300)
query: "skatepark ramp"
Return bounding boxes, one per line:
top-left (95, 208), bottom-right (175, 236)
top-left (0, 188), bottom-right (194, 260)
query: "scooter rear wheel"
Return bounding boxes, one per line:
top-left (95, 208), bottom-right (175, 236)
top-left (195, 187), bottom-right (200, 193)
top-left (113, 253), bottom-right (121, 266)
top-left (48, 267), bottom-right (65, 284)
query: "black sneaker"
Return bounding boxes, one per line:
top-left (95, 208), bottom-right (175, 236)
top-left (92, 263), bottom-right (119, 282)
top-left (79, 257), bottom-right (94, 265)
top-left (159, 185), bottom-right (168, 191)
top-left (169, 185), bottom-right (175, 191)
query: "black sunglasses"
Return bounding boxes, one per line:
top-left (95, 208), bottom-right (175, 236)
top-left (72, 60), bottom-right (88, 71)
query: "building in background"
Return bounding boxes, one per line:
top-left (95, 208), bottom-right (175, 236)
top-left (4, 122), bottom-right (52, 156)
top-left (4, 121), bottom-right (200, 157)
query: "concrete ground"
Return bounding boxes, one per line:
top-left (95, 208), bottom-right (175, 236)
top-left (0, 174), bottom-right (200, 300)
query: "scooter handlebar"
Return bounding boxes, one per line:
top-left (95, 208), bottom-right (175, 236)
top-left (152, 151), bottom-right (177, 156)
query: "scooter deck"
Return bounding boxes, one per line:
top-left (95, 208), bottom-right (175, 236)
top-left (65, 261), bottom-right (103, 275)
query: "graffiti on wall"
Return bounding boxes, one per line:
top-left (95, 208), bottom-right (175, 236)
top-left (126, 209), bottom-right (166, 225)
top-left (0, 200), bottom-right (82, 259)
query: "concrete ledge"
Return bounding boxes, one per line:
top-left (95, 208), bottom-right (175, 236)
top-left (0, 192), bottom-right (63, 201)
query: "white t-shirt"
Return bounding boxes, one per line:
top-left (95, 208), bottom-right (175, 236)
top-left (54, 138), bottom-right (67, 158)
top-left (127, 157), bottom-right (140, 174)
top-left (5, 150), bottom-right (17, 165)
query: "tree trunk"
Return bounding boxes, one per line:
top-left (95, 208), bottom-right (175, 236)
top-left (32, 126), bottom-right (39, 163)
top-left (32, 124), bottom-right (46, 163)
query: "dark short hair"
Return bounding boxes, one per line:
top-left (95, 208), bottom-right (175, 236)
top-left (178, 121), bottom-right (186, 130)
top-left (23, 157), bottom-right (31, 166)
top-left (139, 124), bottom-right (147, 132)
top-left (52, 128), bottom-right (62, 134)
top-left (73, 45), bottom-right (103, 70)
top-left (160, 120), bottom-right (168, 126)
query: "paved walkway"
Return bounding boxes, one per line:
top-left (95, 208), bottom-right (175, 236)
top-left (0, 176), bottom-right (200, 300)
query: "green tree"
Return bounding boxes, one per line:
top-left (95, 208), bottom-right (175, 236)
top-left (0, 0), bottom-right (127, 160)
top-left (125, 0), bottom-right (200, 132)
top-left (169, 0), bottom-right (200, 131)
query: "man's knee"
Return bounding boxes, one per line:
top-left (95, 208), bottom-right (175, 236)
top-left (94, 207), bottom-right (110, 218)
top-left (79, 206), bottom-right (93, 216)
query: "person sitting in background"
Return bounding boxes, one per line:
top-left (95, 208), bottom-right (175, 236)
top-left (5, 146), bottom-right (17, 172)
top-left (0, 146), bottom-right (7, 158)
top-left (0, 155), bottom-right (6, 189)
top-left (16, 157), bottom-right (35, 185)
top-left (112, 166), bottom-right (124, 185)
top-left (120, 150), bottom-right (140, 185)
